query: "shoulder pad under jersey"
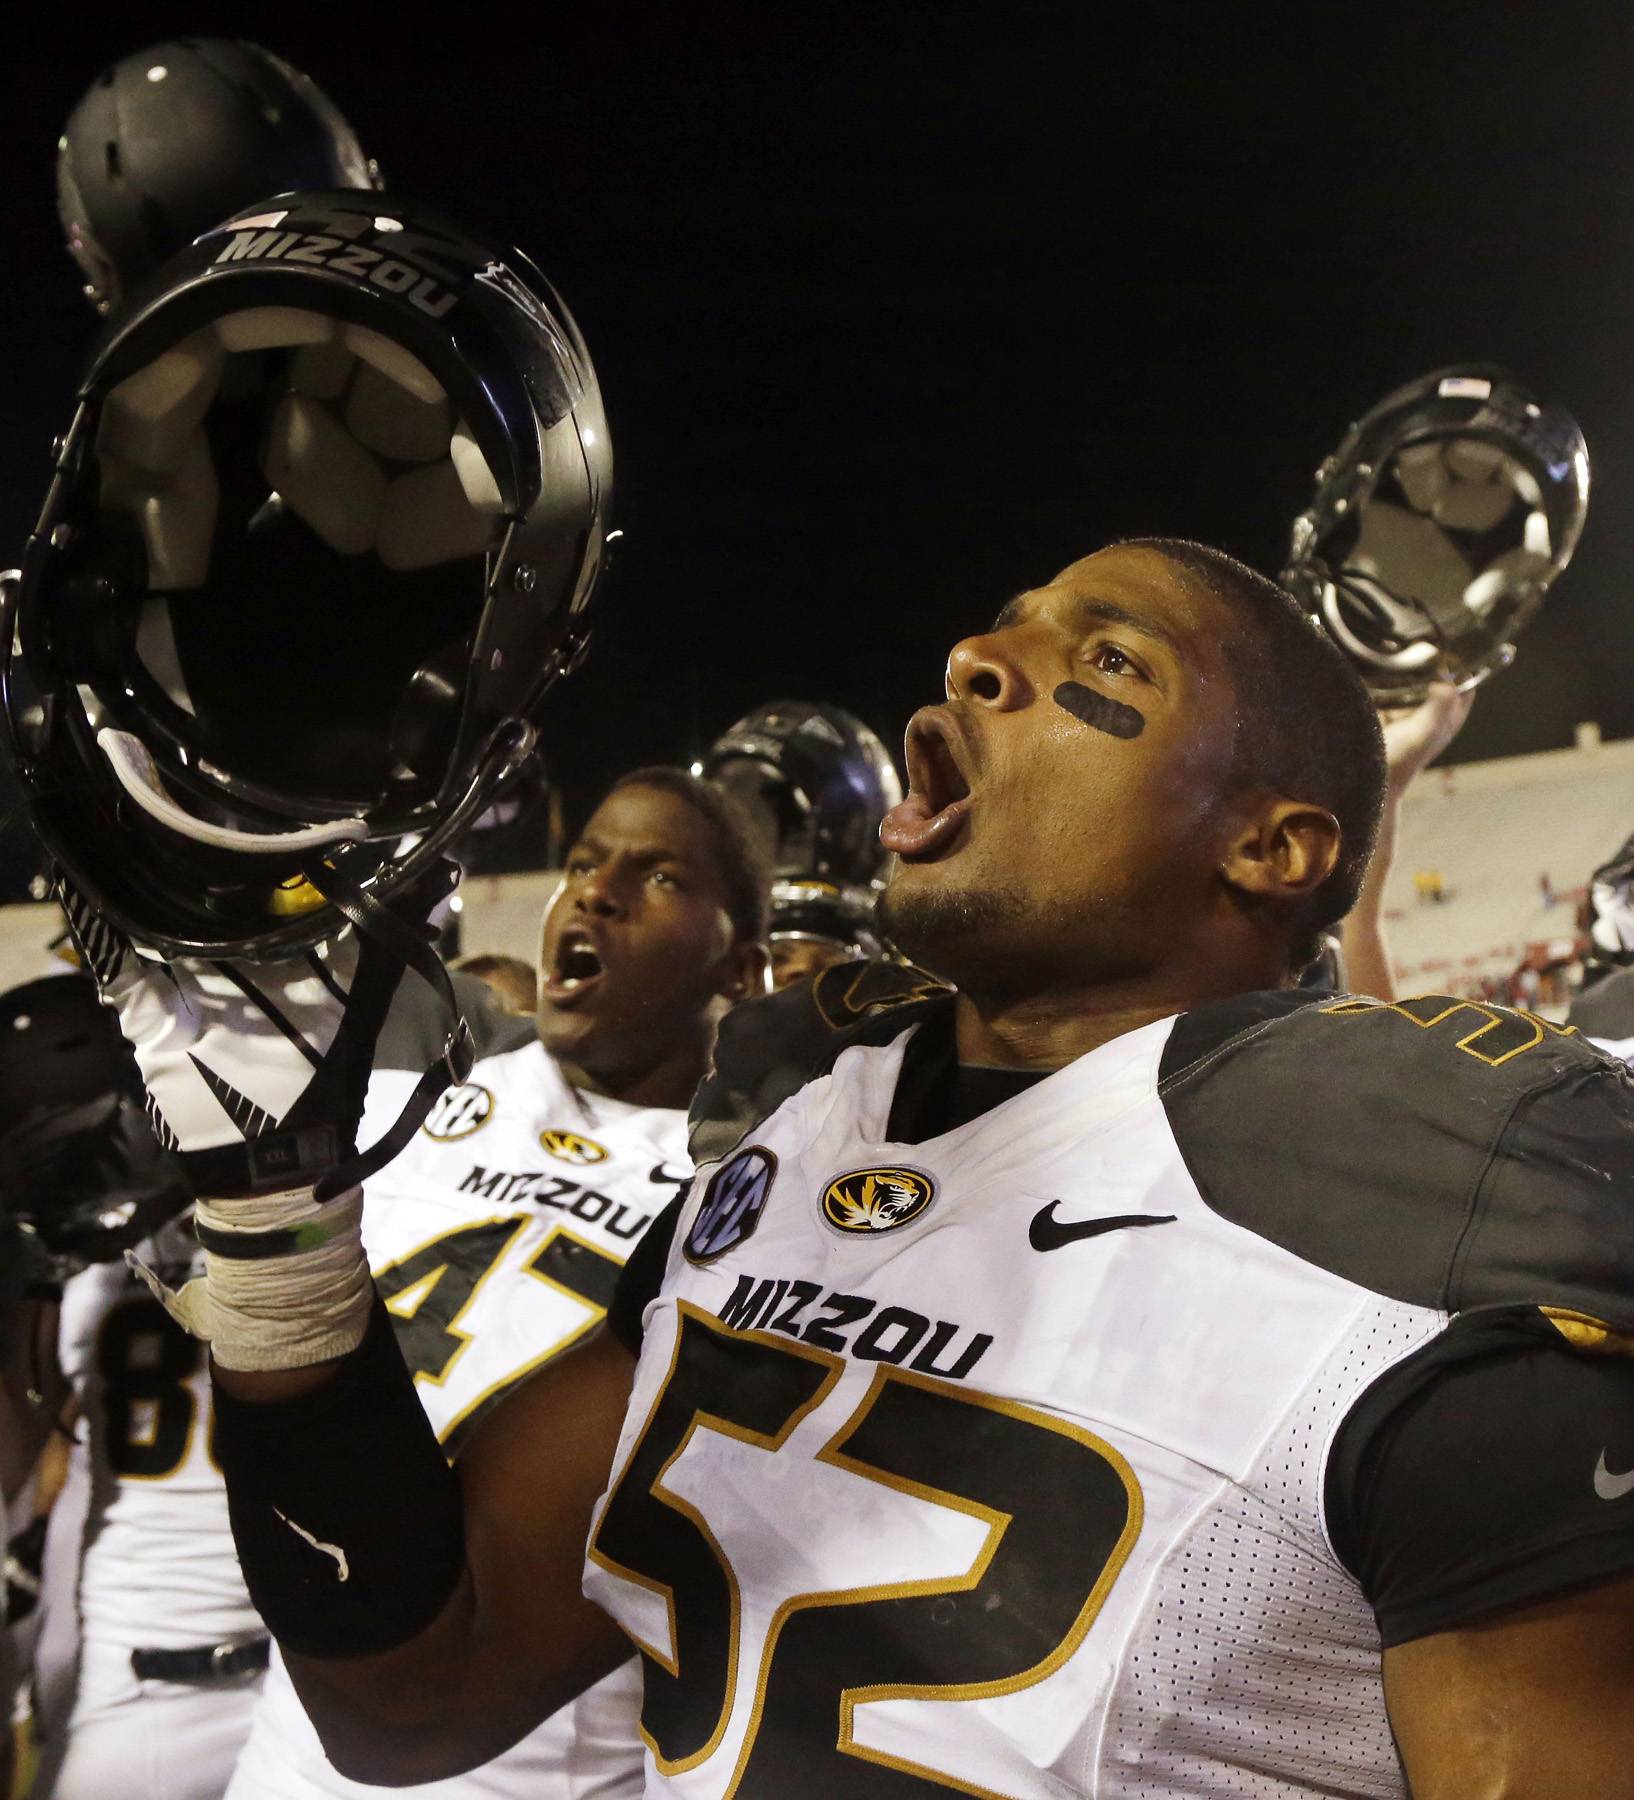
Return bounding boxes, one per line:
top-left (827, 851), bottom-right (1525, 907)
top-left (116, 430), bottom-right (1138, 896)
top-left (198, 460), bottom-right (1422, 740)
top-left (1160, 989), bottom-right (1634, 1326)
top-left (374, 969), bottom-right (534, 1077)
top-left (690, 958), bottom-right (951, 1165)
top-left (1568, 964), bottom-right (1634, 1041)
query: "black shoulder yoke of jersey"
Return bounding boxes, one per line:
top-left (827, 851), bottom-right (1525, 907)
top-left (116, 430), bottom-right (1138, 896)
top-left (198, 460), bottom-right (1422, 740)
top-left (1568, 962), bottom-right (1634, 1040)
top-left (1160, 988), bottom-right (1634, 1327)
top-left (690, 959), bottom-right (952, 1166)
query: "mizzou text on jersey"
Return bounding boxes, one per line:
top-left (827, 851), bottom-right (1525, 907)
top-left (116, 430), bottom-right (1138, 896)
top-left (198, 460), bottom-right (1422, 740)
top-left (594, 981), bottom-right (1634, 1795)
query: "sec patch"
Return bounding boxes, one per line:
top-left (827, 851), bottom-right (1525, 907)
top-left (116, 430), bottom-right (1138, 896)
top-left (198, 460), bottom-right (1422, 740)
top-left (540, 1129), bottom-right (609, 1166)
top-left (686, 1146), bottom-right (777, 1263)
top-left (421, 1084), bottom-right (495, 1141)
top-left (821, 1166), bottom-right (936, 1235)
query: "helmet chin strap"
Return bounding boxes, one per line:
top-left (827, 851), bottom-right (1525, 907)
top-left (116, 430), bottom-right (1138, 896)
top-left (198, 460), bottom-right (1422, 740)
top-left (97, 729), bottom-right (371, 854)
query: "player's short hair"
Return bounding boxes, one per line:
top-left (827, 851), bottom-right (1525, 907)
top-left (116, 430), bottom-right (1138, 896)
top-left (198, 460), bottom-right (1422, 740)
top-left (1121, 537), bottom-right (1387, 967)
top-left (606, 766), bottom-right (773, 944)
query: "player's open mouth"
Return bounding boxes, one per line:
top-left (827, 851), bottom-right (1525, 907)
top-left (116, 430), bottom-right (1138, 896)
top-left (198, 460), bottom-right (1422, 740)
top-left (543, 926), bottom-right (606, 1006)
top-left (881, 709), bottom-right (973, 860)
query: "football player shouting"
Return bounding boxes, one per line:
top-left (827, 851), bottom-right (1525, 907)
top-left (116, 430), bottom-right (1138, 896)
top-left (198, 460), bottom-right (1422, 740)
top-left (225, 768), bottom-right (769, 1799)
top-left (101, 542), bottom-right (1634, 1797)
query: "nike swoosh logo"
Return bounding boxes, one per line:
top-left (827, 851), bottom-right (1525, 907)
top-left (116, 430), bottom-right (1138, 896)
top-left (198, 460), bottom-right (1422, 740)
top-left (274, 1508), bottom-right (351, 1581)
top-left (1594, 1451), bottom-right (1634, 1501)
top-left (1028, 1203), bottom-right (1177, 1252)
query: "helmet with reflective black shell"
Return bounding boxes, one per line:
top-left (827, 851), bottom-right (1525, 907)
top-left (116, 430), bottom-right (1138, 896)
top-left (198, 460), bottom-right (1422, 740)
top-left (1281, 366), bottom-right (1588, 702)
top-left (766, 878), bottom-right (894, 990)
top-left (4, 189), bottom-right (611, 961)
top-left (0, 973), bottom-right (192, 1267)
top-left (58, 39), bottom-right (377, 316)
top-left (701, 701), bottom-right (901, 887)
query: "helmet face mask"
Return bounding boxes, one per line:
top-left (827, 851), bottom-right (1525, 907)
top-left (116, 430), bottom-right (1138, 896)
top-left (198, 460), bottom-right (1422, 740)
top-left (1282, 367), bottom-right (1588, 702)
top-left (7, 192), bottom-right (610, 959)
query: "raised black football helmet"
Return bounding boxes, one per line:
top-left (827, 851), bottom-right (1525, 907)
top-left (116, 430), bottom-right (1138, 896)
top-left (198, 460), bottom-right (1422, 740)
top-left (0, 973), bottom-right (191, 1267)
top-left (4, 190), bottom-right (611, 961)
top-left (702, 702), bottom-right (902, 888)
top-left (58, 39), bottom-right (377, 316)
top-left (1281, 366), bottom-right (1588, 702)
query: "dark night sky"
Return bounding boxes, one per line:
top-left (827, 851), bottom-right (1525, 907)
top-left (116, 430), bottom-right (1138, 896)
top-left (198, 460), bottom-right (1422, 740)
top-left (5, 0), bottom-right (1634, 861)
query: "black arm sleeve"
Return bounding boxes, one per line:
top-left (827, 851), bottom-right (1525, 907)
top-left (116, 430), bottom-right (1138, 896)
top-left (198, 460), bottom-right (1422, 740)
top-left (1327, 1309), bottom-right (1634, 1647)
top-left (608, 1193), bottom-right (684, 1356)
top-left (212, 1299), bottom-right (465, 1658)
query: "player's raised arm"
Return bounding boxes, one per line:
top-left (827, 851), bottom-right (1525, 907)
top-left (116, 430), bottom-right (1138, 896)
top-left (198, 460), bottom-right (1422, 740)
top-left (53, 884), bottom-right (637, 1782)
top-left (1384, 1579), bottom-right (1634, 1796)
top-left (1338, 681), bottom-right (1473, 1000)
top-left (1, 190), bottom-right (632, 1782)
top-left (213, 1278), bottom-right (642, 1783)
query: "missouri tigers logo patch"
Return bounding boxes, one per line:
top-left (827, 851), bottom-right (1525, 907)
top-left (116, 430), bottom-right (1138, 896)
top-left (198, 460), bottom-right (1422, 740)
top-left (540, 1129), bottom-right (609, 1166)
top-left (821, 1166), bottom-right (936, 1235)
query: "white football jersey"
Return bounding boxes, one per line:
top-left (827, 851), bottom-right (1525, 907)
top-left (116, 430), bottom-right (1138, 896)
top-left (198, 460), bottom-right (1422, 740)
top-left (235, 1036), bottom-right (689, 1800)
top-left (49, 1212), bottom-right (264, 1655)
top-left (586, 977), bottom-right (1634, 1799)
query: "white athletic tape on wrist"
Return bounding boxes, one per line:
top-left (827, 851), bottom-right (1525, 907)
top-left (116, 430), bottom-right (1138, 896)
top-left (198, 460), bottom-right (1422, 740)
top-left (126, 1187), bottom-right (373, 1373)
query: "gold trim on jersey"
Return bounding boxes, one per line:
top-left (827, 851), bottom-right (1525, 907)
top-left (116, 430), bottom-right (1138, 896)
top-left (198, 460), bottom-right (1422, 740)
top-left (812, 960), bottom-right (948, 1031)
top-left (1541, 1306), bottom-right (1634, 1357)
top-left (722, 1364), bottom-right (1144, 1797)
top-left (431, 1225), bottom-right (627, 1448)
top-left (540, 1128), bottom-right (610, 1165)
top-left (1321, 994), bottom-right (1577, 1066)
top-left (420, 1082), bottom-right (496, 1142)
top-left (374, 1217), bottom-right (527, 1391)
top-left (586, 1301), bottom-right (844, 1776)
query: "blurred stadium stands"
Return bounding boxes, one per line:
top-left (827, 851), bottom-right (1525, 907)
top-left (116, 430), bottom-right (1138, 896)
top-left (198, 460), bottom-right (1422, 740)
top-left (1385, 727), bottom-right (1634, 1001)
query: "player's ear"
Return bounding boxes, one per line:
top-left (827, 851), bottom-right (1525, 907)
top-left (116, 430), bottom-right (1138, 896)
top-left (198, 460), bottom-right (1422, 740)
top-left (715, 939), bottom-right (772, 1004)
top-left (1218, 797), bottom-right (1342, 904)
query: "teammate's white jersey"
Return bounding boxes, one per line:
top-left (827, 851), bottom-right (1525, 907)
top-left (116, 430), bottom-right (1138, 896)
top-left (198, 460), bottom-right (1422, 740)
top-left (233, 1036), bottom-right (689, 1800)
top-left (53, 1215), bottom-right (261, 1653)
top-left (587, 980), bottom-right (1634, 1799)
top-left (34, 1214), bottom-right (269, 1800)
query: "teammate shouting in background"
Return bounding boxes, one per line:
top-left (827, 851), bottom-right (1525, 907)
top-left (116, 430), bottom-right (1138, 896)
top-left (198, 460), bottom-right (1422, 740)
top-left (99, 541), bottom-right (1634, 1797)
top-left (225, 768), bottom-right (768, 1799)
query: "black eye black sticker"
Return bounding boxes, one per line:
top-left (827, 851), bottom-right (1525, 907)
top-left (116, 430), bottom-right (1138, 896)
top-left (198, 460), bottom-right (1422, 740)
top-left (1054, 681), bottom-right (1144, 740)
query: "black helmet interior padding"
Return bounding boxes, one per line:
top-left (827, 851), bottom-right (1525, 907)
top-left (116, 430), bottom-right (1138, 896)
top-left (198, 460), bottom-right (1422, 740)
top-left (7, 191), bottom-right (610, 960)
top-left (703, 701), bottom-right (903, 887)
top-left (58, 38), bottom-right (377, 315)
top-left (1281, 366), bottom-right (1588, 702)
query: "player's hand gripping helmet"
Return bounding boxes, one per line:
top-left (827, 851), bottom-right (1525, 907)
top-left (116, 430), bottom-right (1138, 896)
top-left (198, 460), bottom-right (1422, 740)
top-left (701, 701), bottom-right (902, 887)
top-left (1281, 366), bottom-right (1588, 702)
top-left (58, 39), bottom-right (377, 316)
top-left (0, 974), bottom-right (191, 1270)
top-left (3, 190), bottom-right (610, 962)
